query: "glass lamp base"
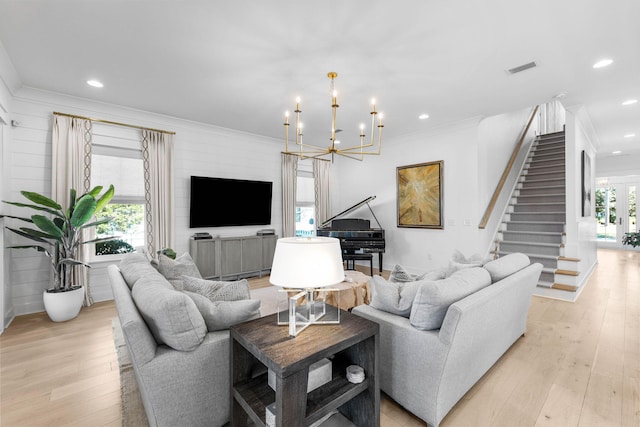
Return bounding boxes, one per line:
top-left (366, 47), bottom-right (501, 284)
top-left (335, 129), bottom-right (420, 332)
top-left (276, 288), bottom-right (340, 337)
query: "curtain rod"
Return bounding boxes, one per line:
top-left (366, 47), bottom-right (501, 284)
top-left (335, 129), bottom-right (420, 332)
top-left (53, 111), bottom-right (176, 135)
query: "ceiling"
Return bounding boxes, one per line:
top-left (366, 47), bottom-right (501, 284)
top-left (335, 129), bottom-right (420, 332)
top-left (0, 1), bottom-right (638, 160)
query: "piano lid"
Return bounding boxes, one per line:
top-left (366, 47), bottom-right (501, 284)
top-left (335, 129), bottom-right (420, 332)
top-left (320, 195), bottom-right (381, 229)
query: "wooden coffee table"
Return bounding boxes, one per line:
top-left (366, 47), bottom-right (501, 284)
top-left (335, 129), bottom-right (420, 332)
top-left (230, 309), bottom-right (379, 427)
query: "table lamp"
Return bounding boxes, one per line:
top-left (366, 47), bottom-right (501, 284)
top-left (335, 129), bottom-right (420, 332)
top-left (269, 236), bottom-right (345, 336)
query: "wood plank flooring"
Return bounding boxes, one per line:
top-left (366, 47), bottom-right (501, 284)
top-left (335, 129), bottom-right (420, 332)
top-left (1, 248), bottom-right (638, 426)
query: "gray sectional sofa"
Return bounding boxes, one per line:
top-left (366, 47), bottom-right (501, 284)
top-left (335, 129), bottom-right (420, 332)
top-left (108, 252), bottom-right (260, 427)
top-left (352, 253), bottom-right (543, 427)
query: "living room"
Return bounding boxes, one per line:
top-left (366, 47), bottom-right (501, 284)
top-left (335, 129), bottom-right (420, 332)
top-left (0, 2), bottom-right (639, 426)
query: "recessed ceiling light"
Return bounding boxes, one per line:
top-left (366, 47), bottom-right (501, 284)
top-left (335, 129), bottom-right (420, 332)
top-left (622, 99), bottom-right (638, 106)
top-left (612, 150), bottom-right (622, 154)
top-left (86, 79), bottom-right (104, 88)
top-left (624, 133), bottom-right (636, 138)
top-left (593, 59), bottom-right (613, 68)
top-left (418, 114), bottom-right (429, 120)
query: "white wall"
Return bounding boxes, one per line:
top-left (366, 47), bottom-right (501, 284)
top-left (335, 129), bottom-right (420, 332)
top-left (564, 106), bottom-right (598, 278)
top-left (477, 107), bottom-right (539, 253)
top-left (5, 87), bottom-right (282, 315)
top-left (331, 109), bottom-right (543, 275)
top-left (332, 118), bottom-right (484, 274)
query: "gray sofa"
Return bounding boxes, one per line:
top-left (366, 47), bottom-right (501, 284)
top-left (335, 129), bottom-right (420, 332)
top-left (108, 252), bottom-right (251, 427)
top-left (352, 253), bottom-right (543, 427)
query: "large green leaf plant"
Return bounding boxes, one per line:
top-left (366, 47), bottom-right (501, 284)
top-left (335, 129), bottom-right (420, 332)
top-left (1, 185), bottom-right (116, 292)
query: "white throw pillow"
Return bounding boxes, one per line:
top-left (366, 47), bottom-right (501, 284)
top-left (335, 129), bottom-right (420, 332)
top-left (369, 275), bottom-right (422, 317)
top-left (184, 291), bottom-right (261, 332)
top-left (156, 253), bottom-right (202, 290)
top-left (483, 253), bottom-right (530, 282)
top-left (182, 276), bottom-right (251, 302)
top-left (390, 264), bottom-right (446, 283)
top-left (410, 267), bottom-right (492, 330)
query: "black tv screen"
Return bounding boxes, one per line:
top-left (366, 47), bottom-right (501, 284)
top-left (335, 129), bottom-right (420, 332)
top-left (190, 176), bottom-right (273, 228)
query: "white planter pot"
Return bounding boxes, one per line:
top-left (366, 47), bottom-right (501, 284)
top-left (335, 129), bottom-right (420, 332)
top-left (43, 286), bottom-right (85, 322)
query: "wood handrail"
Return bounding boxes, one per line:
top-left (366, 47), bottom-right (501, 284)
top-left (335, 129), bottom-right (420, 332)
top-left (478, 105), bottom-right (539, 229)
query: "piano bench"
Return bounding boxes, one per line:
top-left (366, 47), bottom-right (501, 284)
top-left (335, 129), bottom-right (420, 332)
top-left (343, 253), bottom-right (374, 277)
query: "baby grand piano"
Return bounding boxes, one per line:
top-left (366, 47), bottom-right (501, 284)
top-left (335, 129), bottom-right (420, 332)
top-left (316, 196), bottom-right (385, 275)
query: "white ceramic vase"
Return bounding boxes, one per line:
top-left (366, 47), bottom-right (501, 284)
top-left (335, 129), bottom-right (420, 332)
top-left (43, 286), bottom-right (84, 322)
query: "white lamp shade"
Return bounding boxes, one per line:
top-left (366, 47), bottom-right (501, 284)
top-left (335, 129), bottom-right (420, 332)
top-left (269, 237), bottom-right (345, 288)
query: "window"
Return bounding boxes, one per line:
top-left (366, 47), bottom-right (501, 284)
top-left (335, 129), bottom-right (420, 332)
top-left (295, 162), bottom-right (315, 237)
top-left (91, 125), bottom-right (145, 257)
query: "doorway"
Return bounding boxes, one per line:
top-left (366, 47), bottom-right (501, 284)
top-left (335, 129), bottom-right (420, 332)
top-left (596, 182), bottom-right (637, 247)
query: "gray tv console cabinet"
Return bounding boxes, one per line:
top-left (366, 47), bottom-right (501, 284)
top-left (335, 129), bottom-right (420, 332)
top-left (189, 234), bottom-right (278, 280)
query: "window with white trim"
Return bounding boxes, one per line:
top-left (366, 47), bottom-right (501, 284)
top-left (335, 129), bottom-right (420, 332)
top-left (91, 124), bottom-right (145, 258)
top-left (295, 160), bottom-right (316, 237)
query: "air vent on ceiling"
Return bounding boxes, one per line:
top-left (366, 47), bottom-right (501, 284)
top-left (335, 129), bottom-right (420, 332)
top-left (507, 61), bottom-right (537, 74)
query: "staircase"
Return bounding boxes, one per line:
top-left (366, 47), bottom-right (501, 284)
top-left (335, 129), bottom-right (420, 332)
top-left (495, 130), bottom-right (581, 291)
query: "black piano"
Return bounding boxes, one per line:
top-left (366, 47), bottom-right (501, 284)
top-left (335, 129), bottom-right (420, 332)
top-left (316, 196), bottom-right (385, 275)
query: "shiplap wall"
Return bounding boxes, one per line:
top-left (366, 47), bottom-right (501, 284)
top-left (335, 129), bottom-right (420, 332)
top-left (6, 88), bottom-right (282, 316)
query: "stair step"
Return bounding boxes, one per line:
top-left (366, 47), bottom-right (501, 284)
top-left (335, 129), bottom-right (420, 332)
top-left (556, 269), bottom-right (579, 276)
top-left (539, 271), bottom-right (555, 282)
top-left (518, 184), bottom-right (565, 193)
top-left (558, 256), bottom-right (580, 262)
top-left (536, 138), bottom-right (565, 148)
top-left (515, 194), bottom-right (565, 204)
top-left (505, 221), bottom-right (565, 233)
top-left (532, 145), bottom-right (565, 154)
top-left (499, 241), bottom-right (562, 256)
top-left (523, 170), bottom-right (565, 180)
top-left (512, 202), bottom-right (566, 213)
top-left (526, 160), bottom-right (565, 169)
top-left (501, 230), bottom-right (563, 244)
top-left (537, 280), bottom-right (555, 288)
top-left (520, 177), bottom-right (566, 187)
top-left (552, 283), bottom-right (578, 292)
top-left (498, 250), bottom-right (559, 269)
top-left (509, 212), bottom-right (566, 222)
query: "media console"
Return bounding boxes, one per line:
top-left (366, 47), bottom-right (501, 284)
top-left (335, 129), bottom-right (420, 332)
top-left (189, 234), bottom-right (278, 280)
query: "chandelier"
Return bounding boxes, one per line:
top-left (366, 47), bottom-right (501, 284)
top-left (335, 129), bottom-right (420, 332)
top-left (283, 72), bottom-right (383, 161)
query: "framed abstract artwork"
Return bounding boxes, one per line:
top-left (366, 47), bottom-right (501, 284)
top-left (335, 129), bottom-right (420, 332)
top-left (581, 150), bottom-right (592, 217)
top-left (397, 160), bottom-right (444, 228)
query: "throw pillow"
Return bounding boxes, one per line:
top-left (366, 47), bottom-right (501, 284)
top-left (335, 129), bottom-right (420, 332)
top-left (445, 249), bottom-right (487, 277)
top-left (483, 253), bottom-right (530, 282)
top-left (184, 291), bottom-right (261, 332)
top-left (131, 275), bottom-right (207, 351)
top-left (182, 276), bottom-right (251, 302)
top-left (156, 252), bottom-right (202, 291)
top-left (410, 267), bottom-right (492, 330)
top-left (390, 264), bottom-right (447, 283)
top-left (369, 275), bottom-right (422, 317)
top-left (118, 252), bottom-right (163, 289)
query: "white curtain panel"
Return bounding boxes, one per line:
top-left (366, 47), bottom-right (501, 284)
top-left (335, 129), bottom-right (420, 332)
top-left (281, 153), bottom-right (298, 237)
top-left (141, 130), bottom-right (175, 258)
top-left (52, 115), bottom-right (93, 305)
top-left (313, 158), bottom-right (331, 227)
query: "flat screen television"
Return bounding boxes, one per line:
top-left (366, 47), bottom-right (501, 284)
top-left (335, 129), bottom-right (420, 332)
top-left (189, 176), bottom-right (273, 228)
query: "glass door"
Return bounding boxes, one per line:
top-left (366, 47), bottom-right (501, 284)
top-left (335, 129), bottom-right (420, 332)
top-left (596, 183), bottom-right (638, 247)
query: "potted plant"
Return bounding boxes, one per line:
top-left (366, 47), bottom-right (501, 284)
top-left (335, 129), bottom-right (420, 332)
top-left (622, 232), bottom-right (640, 248)
top-left (1, 185), bottom-right (116, 321)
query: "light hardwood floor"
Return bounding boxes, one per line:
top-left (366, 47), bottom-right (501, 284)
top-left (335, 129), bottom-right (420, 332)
top-left (1, 249), bottom-right (638, 426)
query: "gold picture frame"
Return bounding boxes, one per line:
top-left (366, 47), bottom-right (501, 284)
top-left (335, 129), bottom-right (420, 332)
top-left (397, 160), bottom-right (444, 229)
